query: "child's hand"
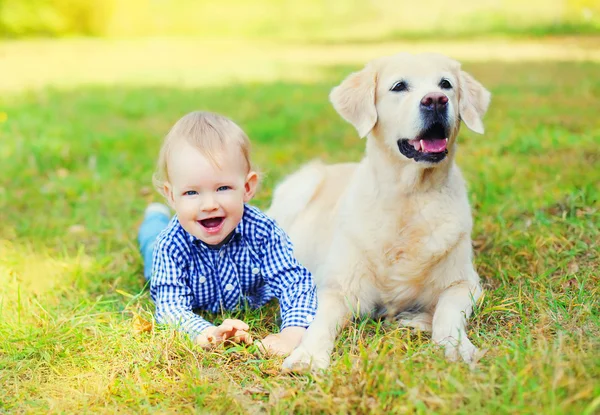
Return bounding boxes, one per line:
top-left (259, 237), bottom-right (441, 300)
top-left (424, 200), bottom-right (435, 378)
top-left (195, 319), bottom-right (252, 349)
top-left (255, 326), bottom-right (306, 356)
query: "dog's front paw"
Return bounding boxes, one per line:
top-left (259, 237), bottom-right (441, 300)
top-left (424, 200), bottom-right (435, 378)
top-left (281, 345), bottom-right (330, 373)
top-left (438, 337), bottom-right (485, 365)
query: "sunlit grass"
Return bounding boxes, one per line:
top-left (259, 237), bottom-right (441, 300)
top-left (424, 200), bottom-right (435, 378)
top-left (0, 36), bottom-right (599, 93)
top-left (0, 38), bottom-right (598, 413)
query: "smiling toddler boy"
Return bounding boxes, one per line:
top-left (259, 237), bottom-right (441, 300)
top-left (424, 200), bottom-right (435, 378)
top-left (138, 111), bottom-right (317, 354)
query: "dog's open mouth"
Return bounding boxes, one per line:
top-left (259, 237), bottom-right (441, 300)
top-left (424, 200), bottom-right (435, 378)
top-left (397, 122), bottom-right (449, 163)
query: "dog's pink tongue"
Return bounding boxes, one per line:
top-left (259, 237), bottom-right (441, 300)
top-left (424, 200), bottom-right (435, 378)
top-left (421, 138), bottom-right (447, 153)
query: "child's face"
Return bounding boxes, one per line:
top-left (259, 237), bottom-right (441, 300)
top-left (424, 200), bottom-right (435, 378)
top-left (164, 141), bottom-right (257, 245)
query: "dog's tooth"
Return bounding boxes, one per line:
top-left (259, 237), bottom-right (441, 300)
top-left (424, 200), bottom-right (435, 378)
top-left (445, 138), bottom-right (448, 142)
top-left (420, 139), bottom-right (425, 151)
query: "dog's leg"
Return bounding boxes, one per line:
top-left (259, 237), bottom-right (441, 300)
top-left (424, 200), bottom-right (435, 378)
top-left (398, 311), bottom-right (433, 333)
top-left (282, 225), bottom-right (378, 372)
top-left (431, 281), bottom-right (482, 363)
top-left (282, 287), bottom-right (351, 372)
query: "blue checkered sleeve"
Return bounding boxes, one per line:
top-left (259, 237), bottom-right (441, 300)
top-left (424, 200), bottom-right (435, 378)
top-left (260, 226), bottom-right (318, 329)
top-left (150, 236), bottom-right (214, 339)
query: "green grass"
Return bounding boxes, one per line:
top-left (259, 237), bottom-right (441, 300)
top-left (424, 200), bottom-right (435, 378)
top-left (0, 38), bottom-right (599, 413)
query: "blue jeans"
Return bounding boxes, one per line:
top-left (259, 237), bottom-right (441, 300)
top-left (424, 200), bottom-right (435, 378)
top-left (138, 209), bottom-right (171, 280)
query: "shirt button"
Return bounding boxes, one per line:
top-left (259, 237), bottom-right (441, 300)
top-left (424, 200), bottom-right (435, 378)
top-left (219, 251), bottom-right (225, 258)
top-left (199, 276), bottom-right (207, 283)
top-left (252, 267), bottom-right (259, 275)
top-left (306, 315), bottom-right (314, 323)
top-left (225, 283), bottom-right (234, 291)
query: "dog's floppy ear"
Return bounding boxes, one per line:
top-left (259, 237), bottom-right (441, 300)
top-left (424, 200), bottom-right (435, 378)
top-left (330, 64), bottom-right (377, 138)
top-left (459, 71), bottom-right (491, 134)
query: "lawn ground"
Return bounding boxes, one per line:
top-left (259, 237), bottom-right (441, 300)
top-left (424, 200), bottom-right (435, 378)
top-left (0, 36), bottom-right (599, 413)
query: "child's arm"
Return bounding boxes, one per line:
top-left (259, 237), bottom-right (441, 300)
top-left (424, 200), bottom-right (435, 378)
top-left (151, 239), bottom-right (252, 347)
top-left (257, 227), bottom-right (317, 354)
top-left (261, 227), bottom-right (317, 329)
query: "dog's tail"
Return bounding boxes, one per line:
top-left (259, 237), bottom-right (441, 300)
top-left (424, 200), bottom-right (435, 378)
top-left (267, 160), bottom-right (325, 232)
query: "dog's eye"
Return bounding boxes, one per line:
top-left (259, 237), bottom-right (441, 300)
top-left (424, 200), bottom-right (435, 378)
top-left (439, 79), bottom-right (453, 89)
top-left (390, 81), bottom-right (408, 92)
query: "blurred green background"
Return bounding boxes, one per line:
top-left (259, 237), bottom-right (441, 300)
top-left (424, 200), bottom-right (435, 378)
top-left (0, 0), bottom-right (598, 40)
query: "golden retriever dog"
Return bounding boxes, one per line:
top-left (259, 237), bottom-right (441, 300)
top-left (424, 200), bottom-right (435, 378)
top-left (267, 52), bottom-right (491, 371)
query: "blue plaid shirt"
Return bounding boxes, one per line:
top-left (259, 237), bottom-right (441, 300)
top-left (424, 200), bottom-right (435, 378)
top-left (150, 204), bottom-right (318, 339)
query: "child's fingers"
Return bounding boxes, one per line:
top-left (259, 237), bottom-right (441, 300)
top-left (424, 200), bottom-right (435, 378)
top-left (213, 324), bottom-right (233, 340)
top-left (254, 335), bottom-right (278, 355)
top-left (196, 334), bottom-right (219, 350)
top-left (195, 333), bottom-right (211, 347)
top-left (234, 330), bottom-right (253, 345)
top-left (253, 339), bottom-right (268, 355)
top-left (222, 319), bottom-right (249, 331)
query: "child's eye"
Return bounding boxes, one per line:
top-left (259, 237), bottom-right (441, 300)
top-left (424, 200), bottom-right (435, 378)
top-left (216, 186), bottom-right (231, 192)
top-left (183, 190), bottom-right (198, 196)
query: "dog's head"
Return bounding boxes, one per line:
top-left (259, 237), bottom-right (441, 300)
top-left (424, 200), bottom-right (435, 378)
top-left (330, 53), bottom-right (490, 165)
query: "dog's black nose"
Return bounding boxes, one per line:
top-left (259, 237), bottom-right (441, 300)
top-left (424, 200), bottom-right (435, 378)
top-left (420, 92), bottom-right (448, 112)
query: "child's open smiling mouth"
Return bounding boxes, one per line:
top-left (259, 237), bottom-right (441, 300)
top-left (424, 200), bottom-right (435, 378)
top-left (199, 217), bottom-right (225, 234)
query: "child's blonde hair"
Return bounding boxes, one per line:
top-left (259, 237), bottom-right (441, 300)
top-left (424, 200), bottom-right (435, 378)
top-left (153, 111), bottom-right (253, 194)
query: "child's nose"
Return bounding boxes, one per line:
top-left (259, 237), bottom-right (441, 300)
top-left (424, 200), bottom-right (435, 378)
top-left (199, 194), bottom-right (218, 211)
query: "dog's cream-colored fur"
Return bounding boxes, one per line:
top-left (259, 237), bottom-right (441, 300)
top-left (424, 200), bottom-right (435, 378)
top-left (268, 52), bottom-right (491, 371)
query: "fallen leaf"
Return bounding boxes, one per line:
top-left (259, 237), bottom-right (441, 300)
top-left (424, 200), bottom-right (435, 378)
top-left (132, 315), bottom-right (153, 334)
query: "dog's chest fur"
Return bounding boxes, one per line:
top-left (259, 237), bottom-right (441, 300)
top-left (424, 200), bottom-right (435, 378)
top-left (360, 189), bottom-right (466, 309)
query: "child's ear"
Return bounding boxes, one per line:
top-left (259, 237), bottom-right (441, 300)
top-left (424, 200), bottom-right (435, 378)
top-left (243, 171), bottom-right (259, 202)
top-left (163, 182), bottom-right (176, 207)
